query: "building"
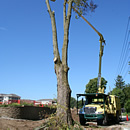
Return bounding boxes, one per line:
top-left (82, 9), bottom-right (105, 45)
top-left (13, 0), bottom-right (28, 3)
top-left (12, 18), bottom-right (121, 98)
top-left (0, 94), bottom-right (21, 104)
top-left (37, 99), bottom-right (56, 105)
top-left (20, 99), bottom-right (35, 104)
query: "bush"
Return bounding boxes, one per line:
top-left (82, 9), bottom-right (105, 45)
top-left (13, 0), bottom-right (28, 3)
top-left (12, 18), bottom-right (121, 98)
top-left (0, 104), bottom-right (8, 107)
top-left (124, 99), bottom-right (130, 113)
top-left (8, 103), bottom-right (21, 107)
top-left (122, 112), bottom-right (130, 116)
top-left (20, 102), bottom-right (34, 106)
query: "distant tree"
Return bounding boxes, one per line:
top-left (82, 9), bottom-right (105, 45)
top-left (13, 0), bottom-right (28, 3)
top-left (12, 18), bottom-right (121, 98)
top-left (124, 99), bottom-right (130, 113)
top-left (78, 99), bottom-right (84, 109)
top-left (111, 88), bottom-right (125, 108)
top-left (70, 97), bottom-right (76, 108)
top-left (85, 77), bottom-right (107, 93)
top-left (115, 75), bottom-right (125, 90)
top-left (123, 84), bottom-right (130, 102)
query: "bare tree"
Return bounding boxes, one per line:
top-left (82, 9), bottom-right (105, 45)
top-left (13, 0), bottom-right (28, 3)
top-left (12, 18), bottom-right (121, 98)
top-left (45, 0), bottom-right (97, 125)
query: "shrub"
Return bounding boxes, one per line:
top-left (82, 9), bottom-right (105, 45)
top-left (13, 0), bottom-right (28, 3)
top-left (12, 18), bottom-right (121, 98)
top-left (124, 99), bottom-right (130, 113)
top-left (8, 103), bottom-right (21, 107)
top-left (0, 104), bottom-right (8, 107)
top-left (20, 102), bottom-right (34, 106)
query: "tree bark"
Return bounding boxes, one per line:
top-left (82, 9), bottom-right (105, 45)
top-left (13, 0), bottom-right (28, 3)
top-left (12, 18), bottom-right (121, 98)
top-left (56, 64), bottom-right (72, 125)
top-left (46, 0), bottom-right (73, 125)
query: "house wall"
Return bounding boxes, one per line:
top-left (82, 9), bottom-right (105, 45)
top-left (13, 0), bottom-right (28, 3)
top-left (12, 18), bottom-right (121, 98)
top-left (41, 101), bottom-right (52, 104)
top-left (0, 96), bottom-right (20, 104)
top-left (3, 96), bottom-right (9, 103)
top-left (0, 106), bottom-right (56, 120)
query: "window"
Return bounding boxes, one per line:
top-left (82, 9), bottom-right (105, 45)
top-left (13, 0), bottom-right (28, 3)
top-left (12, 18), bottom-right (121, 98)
top-left (0, 97), bottom-right (3, 102)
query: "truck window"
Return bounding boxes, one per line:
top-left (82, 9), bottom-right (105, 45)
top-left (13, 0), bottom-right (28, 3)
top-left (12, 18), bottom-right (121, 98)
top-left (87, 98), bottom-right (104, 104)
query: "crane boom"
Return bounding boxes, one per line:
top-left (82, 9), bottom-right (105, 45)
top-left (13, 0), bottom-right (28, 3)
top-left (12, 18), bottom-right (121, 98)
top-left (73, 7), bottom-right (106, 93)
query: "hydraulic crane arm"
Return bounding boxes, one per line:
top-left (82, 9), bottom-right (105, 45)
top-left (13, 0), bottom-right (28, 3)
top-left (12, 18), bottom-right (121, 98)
top-left (73, 7), bottom-right (106, 93)
top-left (72, 7), bottom-right (105, 44)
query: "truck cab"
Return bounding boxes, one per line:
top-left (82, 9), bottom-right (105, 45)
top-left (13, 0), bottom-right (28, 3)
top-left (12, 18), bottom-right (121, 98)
top-left (77, 93), bottom-right (121, 125)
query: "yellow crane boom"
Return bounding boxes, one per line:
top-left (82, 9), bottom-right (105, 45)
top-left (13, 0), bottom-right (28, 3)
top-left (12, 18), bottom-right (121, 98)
top-left (73, 7), bottom-right (106, 93)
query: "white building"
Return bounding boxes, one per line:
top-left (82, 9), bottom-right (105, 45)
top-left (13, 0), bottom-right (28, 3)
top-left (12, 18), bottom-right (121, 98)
top-left (37, 99), bottom-right (56, 105)
top-left (0, 94), bottom-right (21, 104)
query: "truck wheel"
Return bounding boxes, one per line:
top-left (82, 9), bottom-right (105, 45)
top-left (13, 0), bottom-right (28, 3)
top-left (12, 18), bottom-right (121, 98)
top-left (116, 112), bottom-right (119, 124)
top-left (97, 119), bottom-right (103, 125)
top-left (79, 116), bottom-right (86, 125)
top-left (102, 113), bottom-right (108, 125)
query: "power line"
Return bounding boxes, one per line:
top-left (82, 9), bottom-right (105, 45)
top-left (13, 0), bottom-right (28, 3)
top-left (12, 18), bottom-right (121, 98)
top-left (121, 55), bottom-right (130, 77)
top-left (119, 25), bottom-right (130, 75)
top-left (119, 35), bottom-right (130, 75)
top-left (123, 57), bottom-right (130, 79)
top-left (116, 17), bottom-right (130, 76)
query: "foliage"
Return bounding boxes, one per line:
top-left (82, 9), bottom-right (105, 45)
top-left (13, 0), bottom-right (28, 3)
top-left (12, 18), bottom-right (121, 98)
top-left (8, 103), bottom-right (21, 107)
top-left (0, 104), bottom-right (8, 107)
top-left (115, 75), bottom-right (125, 90)
top-left (20, 102), bottom-right (34, 106)
top-left (70, 97), bottom-right (77, 108)
top-left (111, 76), bottom-right (129, 108)
top-left (85, 77), bottom-right (107, 93)
top-left (0, 102), bottom-right (34, 107)
top-left (70, 97), bottom-right (86, 109)
top-left (78, 99), bottom-right (84, 109)
top-left (73, 0), bottom-right (97, 16)
top-left (123, 84), bottom-right (130, 102)
top-left (124, 99), bottom-right (130, 113)
top-left (111, 88), bottom-right (125, 108)
top-left (122, 112), bottom-right (130, 116)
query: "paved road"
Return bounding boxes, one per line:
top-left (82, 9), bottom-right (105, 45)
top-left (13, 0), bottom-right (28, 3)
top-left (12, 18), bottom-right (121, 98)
top-left (83, 116), bottom-right (130, 129)
top-left (121, 116), bottom-right (130, 121)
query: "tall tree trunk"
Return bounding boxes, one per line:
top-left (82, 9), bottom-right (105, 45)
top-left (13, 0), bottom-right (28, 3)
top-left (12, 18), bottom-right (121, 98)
top-left (56, 64), bottom-right (72, 125)
top-left (46, 0), bottom-right (73, 125)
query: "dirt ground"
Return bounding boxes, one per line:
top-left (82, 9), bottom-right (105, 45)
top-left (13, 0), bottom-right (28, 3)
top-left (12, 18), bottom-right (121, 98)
top-left (0, 109), bottom-right (130, 130)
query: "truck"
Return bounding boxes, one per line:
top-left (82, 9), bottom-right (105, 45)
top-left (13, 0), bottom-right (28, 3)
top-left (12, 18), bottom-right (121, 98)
top-left (77, 93), bottom-right (121, 125)
top-left (73, 8), bottom-right (121, 125)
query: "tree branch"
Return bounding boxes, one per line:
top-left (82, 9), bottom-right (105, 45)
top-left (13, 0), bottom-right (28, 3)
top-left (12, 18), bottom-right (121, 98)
top-left (46, 0), bottom-right (61, 64)
top-left (62, 0), bottom-right (73, 66)
top-left (63, 0), bottom-right (67, 30)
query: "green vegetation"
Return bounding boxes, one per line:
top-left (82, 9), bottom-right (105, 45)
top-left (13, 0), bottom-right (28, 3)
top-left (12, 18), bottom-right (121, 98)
top-left (70, 97), bottom-right (86, 109)
top-left (77, 99), bottom-right (84, 109)
top-left (0, 102), bottom-right (33, 107)
top-left (122, 112), bottom-right (130, 116)
top-left (0, 102), bottom-right (57, 108)
top-left (0, 104), bottom-right (8, 107)
top-left (85, 77), bottom-right (107, 93)
top-left (70, 97), bottom-right (77, 108)
top-left (110, 75), bottom-right (130, 111)
top-left (124, 99), bottom-right (130, 113)
top-left (115, 75), bottom-right (125, 90)
top-left (21, 102), bottom-right (34, 106)
top-left (8, 103), bottom-right (21, 107)
top-left (111, 88), bottom-right (125, 108)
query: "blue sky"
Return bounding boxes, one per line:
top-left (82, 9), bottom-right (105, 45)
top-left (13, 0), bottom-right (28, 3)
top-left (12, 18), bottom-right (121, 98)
top-left (0, 0), bottom-right (130, 100)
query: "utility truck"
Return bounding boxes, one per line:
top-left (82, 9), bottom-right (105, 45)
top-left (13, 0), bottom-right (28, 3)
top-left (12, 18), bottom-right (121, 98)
top-left (77, 93), bottom-right (121, 125)
top-left (74, 9), bottom-right (121, 125)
